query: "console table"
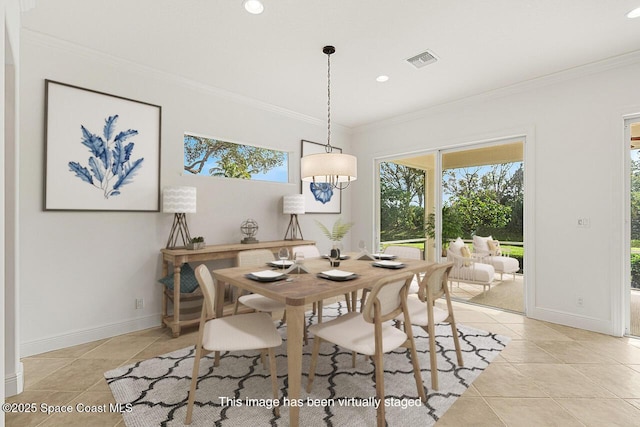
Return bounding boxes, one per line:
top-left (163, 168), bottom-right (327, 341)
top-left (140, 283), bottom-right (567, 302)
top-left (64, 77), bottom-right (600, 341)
top-left (160, 239), bottom-right (315, 337)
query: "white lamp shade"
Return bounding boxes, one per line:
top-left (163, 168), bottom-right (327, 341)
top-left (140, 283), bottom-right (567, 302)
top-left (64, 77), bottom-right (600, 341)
top-left (283, 194), bottom-right (305, 214)
top-left (301, 152), bottom-right (357, 183)
top-left (163, 186), bottom-right (197, 213)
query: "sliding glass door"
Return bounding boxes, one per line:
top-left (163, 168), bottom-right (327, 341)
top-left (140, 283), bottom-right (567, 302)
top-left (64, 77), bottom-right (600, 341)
top-left (377, 138), bottom-right (525, 313)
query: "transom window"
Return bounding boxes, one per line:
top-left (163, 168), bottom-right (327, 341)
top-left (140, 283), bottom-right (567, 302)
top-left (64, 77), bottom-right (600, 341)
top-left (183, 133), bottom-right (289, 183)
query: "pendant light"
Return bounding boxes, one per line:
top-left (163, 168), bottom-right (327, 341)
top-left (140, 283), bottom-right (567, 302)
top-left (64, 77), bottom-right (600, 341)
top-left (301, 46), bottom-right (357, 190)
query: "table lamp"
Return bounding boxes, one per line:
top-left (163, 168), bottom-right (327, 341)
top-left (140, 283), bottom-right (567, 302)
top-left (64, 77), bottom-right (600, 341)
top-left (163, 186), bottom-right (197, 248)
top-left (283, 194), bottom-right (305, 240)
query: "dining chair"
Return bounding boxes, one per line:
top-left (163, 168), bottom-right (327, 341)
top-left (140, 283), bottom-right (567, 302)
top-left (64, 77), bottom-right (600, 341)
top-left (292, 244), bottom-right (354, 313)
top-left (384, 245), bottom-right (422, 294)
top-left (235, 248), bottom-right (310, 345)
top-left (395, 261), bottom-right (463, 390)
top-left (306, 272), bottom-right (426, 427)
top-left (359, 244), bottom-right (425, 313)
top-left (233, 249), bottom-right (286, 315)
top-left (185, 264), bottom-right (282, 424)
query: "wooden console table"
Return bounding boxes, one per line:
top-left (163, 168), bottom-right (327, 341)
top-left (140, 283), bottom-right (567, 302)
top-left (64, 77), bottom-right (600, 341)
top-left (160, 239), bottom-right (315, 337)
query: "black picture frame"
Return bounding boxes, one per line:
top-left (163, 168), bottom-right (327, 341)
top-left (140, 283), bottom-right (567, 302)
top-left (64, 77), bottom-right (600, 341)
top-left (44, 80), bottom-right (161, 211)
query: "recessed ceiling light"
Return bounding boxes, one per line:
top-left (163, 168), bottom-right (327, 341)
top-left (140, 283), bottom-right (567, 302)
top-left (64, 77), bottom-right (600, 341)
top-left (376, 75), bottom-right (389, 83)
top-left (243, 0), bottom-right (264, 15)
top-left (627, 7), bottom-right (640, 18)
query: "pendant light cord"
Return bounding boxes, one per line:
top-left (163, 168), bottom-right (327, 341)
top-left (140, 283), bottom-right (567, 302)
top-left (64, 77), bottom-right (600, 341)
top-left (326, 50), bottom-right (332, 153)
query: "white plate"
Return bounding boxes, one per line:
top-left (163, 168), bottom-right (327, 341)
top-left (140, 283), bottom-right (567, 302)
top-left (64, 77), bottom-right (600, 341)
top-left (372, 253), bottom-right (396, 260)
top-left (373, 260), bottom-right (403, 267)
top-left (250, 270), bottom-right (286, 279)
top-left (269, 260), bottom-right (294, 267)
top-left (321, 269), bottom-right (355, 278)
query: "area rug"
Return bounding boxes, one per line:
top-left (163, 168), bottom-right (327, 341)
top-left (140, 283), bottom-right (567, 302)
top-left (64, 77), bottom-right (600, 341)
top-left (105, 302), bottom-right (510, 426)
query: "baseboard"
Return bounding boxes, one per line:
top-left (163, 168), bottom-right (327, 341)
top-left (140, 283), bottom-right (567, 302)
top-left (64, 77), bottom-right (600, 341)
top-left (527, 306), bottom-right (615, 336)
top-left (5, 362), bottom-right (24, 397)
top-left (21, 314), bottom-right (162, 357)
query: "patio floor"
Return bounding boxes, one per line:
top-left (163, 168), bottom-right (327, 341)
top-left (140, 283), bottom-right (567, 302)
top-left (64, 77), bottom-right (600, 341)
top-left (450, 274), bottom-right (524, 313)
top-left (451, 275), bottom-right (640, 338)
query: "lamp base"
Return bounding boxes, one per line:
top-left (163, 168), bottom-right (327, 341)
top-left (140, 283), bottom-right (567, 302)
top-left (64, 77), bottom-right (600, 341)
top-left (166, 213), bottom-right (192, 249)
top-left (284, 214), bottom-right (304, 240)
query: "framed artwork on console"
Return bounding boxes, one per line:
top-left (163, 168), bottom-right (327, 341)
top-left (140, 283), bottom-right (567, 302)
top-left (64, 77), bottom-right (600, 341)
top-left (44, 80), bottom-right (161, 211)
top-left (300, 139), bottom-right (341, 214)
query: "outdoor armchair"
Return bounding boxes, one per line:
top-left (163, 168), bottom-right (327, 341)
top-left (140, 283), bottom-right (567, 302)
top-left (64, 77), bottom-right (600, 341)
top-left (447, 238), bottom-right (495, 293)
top-left (472, 235), bottom-right (519, 281)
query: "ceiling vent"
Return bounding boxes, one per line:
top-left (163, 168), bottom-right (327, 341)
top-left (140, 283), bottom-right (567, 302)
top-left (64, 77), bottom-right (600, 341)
top-left (406, 50), bottom-right (438, 69)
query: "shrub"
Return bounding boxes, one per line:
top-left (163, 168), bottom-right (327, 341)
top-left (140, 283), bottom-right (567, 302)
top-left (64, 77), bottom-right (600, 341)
top-left (632, 254), bottom-right (640, 289)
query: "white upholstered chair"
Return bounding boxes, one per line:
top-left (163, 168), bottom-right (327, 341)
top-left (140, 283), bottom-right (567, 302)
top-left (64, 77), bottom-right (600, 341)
top-left (359, 244), bottom-right (424, 311)
top-left (472, 235), bottom-right (519, 281)
top-left (234, 249), bottom-right (286, 314)
top-left (384, 245), bottom-right (422, 294)
top-left (185, 265), bottom-right (281, 424)
top-left (395, 262), bottom-right (463, 390)
top-left (447, 238), bottom-right (495, 293)
top-left (306, 272), bottom-right (426, 427)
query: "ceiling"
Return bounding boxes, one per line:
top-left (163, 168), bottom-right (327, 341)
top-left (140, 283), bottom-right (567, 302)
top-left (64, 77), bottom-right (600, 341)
top-left (22, 0), bottom-right (640, 129)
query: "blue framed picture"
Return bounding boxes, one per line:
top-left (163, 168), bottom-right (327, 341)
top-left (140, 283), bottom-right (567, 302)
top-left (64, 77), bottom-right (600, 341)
top-left (44, 80), bottom-right (161, 211)
top-left (300, 140), bottom-right (341, 214)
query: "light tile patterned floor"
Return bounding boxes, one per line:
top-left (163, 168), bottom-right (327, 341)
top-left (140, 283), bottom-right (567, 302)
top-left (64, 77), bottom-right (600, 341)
top-left (7, 300), bottom-right (640, 426)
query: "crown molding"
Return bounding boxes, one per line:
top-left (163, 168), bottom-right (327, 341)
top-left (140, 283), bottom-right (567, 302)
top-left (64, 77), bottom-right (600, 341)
top-left (354, 49), bottom-right (640, 134)
top-left (21, 29), bottom-right (351, 132)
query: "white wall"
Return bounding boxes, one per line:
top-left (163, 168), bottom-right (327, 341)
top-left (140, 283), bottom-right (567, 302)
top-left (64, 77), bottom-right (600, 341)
top-left (19, 31), bottom-right (352, 356)
top-left (350, 53), bottom-right (640, 336)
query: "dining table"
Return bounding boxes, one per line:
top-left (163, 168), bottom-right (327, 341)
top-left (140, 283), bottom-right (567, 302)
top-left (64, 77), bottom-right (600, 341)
top-left (211, 253), bottom-right (434, 427)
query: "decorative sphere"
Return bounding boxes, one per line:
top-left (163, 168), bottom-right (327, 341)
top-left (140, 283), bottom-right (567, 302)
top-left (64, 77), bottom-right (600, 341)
top-left (240, 219), bottom-right (259, 238)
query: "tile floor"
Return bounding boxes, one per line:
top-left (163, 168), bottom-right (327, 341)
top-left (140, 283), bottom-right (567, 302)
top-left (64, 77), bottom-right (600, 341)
top-left (6, 301), bottom-right (640, 426)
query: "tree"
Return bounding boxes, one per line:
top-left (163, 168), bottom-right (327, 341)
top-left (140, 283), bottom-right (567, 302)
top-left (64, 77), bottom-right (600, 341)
top-left (379, 162), bottom-right (425, 241)
top-left (449, 194), bottom-right (511, 237)
top-left (631, 155), bottom-right (640, 240)
top-left (443, 163), bottom-right (521, 240)
top-left (183, 135), bottom-right (285, 178)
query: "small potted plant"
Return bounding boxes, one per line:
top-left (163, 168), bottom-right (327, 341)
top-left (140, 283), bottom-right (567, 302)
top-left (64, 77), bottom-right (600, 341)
top-left (187, 236), bottom-right (205, 250)
top-left (316, 218), bottom-right (353, 266)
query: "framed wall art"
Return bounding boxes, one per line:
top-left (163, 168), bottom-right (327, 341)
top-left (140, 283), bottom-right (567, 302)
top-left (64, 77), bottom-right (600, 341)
top-left (300, 139), bottom-right (341, 214)
top-left (44, 80), bottom-right (161, 211)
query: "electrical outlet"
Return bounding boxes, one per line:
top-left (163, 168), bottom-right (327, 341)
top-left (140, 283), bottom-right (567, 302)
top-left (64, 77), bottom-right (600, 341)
top-left (135, 298), bottom-right (144, 309)
top-left (577, 297), bottom-right (584, 307)
top-left (577, 218), bottom-right (590, 228)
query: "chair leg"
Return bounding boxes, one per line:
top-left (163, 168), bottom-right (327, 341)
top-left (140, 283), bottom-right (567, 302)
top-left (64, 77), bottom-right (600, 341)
top-left (344, 293), bottom-right (352, 312)
top-left (359, 289), bottom-right (369, 313)
top-left (407, 339), bottom-right (426, 402)
top-left (425, 323), bottom-right (439, 390)
top-left (306, 336), bottom-right (323, 392)
top-left (233, 298), bottom-right (240, 315)
top-left (373, 349), bottom-right (386, 427)
top-left (185, 344), bottom-right (204, 425)
top-left (449, 319), bottom-right (464, 367)
top-left (267, 347), bottom-right (280, 417)
top-left (260, 349), bottom-right (267, 369)
top-left (303, 318), bottom-right (308, 346)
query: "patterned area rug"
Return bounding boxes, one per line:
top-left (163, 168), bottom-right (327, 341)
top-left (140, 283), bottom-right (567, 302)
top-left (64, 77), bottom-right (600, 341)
top-left (105, 302), bottom-right (510, 426)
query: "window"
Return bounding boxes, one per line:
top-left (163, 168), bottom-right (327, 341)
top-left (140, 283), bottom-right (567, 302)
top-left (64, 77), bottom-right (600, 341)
top-left (183, 133), bottom-right (288, 183)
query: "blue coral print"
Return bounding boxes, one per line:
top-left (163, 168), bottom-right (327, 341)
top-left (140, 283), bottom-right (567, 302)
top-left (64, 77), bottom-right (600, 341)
top-left (68, 115), bottom-right (144, 199)
top-left (310, 182), bottom-right (334, 204)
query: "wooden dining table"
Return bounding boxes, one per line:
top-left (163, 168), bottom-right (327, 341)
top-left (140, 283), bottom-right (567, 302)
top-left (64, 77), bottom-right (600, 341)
top-left (212, 254), bottom-right (433, 427)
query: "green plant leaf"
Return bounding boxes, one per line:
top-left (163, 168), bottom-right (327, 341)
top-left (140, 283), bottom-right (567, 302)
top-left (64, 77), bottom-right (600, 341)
top-left (315, 217), bottom-right (354, 241)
